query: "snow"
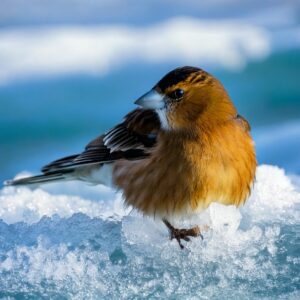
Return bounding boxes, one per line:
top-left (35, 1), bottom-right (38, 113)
top-left (0, 165), bottom-right (299, 298)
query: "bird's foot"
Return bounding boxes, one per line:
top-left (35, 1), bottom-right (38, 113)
top-left (163, 219), bottom-right (203, 249)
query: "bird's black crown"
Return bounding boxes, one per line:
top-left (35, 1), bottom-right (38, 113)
top-left (156, 66), bottom-right (201, 92)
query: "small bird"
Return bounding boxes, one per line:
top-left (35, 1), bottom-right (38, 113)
top-left (5, 66), bottom-right (256, 248)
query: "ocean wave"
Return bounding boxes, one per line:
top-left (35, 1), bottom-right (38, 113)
top-left (0, 165), bottom-right (299, 298)
top-left (0, 18), bottom-right (272, 83)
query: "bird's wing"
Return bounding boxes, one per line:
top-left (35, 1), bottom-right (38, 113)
top-left (41, 109), bottom-right (160, 173)
top-left (103, 108), bottom-right (159, 150)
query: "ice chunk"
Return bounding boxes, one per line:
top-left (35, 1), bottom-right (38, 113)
top-left (0, 165), bottom-right (299, 298)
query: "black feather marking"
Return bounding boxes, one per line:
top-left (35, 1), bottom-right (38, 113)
top-left (41, 109), bottom-right (159, 173)
top-left (191, 74), bottom-right (207, 84)
top-left (107, 131), bottom-right (129, 145)
top-left (103, 125), bottom-right (124, 143)
top-left (41, 154), bottom-right (79, 173)
top-left (156, 66), bottom-right (201, 92)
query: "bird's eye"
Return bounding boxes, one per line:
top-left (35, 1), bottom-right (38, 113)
top-left (168, 89), bottom-right (184, 101)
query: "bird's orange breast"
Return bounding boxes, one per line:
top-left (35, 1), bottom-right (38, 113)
top-left (113, 119), bottom-right (256, 218)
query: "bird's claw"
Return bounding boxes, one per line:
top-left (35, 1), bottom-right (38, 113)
top-left (163, 219), bottom-right (202, 249)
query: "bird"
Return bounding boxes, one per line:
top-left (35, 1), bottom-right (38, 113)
top-left (5, 66), bottom-right (257, 248)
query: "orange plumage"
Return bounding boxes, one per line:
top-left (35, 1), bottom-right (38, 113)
top-left (6, 66), bottom-right (257, 248)
top-left (114, 68), bottom-right (256, 218)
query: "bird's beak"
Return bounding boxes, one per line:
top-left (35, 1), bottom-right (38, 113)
top-left (134, 89), bottom-right (165, 109)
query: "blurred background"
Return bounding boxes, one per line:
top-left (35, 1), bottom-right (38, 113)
top-left (1, 0), bottom-right (300, 183)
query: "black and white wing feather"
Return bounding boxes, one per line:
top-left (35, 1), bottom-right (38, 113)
top-left (41, 109), bottom-right (160, 174)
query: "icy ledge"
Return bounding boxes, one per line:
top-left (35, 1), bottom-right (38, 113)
top-left (0, 165), bottom-right (299, 299)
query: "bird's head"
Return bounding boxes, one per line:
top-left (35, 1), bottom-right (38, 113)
top-left (135, 66), bottom-right (237, 131)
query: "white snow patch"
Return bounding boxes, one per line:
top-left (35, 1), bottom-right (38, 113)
top-left (0, 179), bottom-right (127, 224)
top-left (0, 164), bottom-right (299, 298)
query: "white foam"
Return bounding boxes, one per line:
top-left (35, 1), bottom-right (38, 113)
top-left (0, 17), bottom-right (271, 83)
top-left (0, 164), bottom-right (299, 298)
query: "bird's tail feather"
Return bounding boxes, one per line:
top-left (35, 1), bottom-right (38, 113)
top-left (4, 172), bottom-right (72, 187)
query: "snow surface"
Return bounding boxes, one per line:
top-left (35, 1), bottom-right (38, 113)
top-left (0, 165), bottom-right (299, 299)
